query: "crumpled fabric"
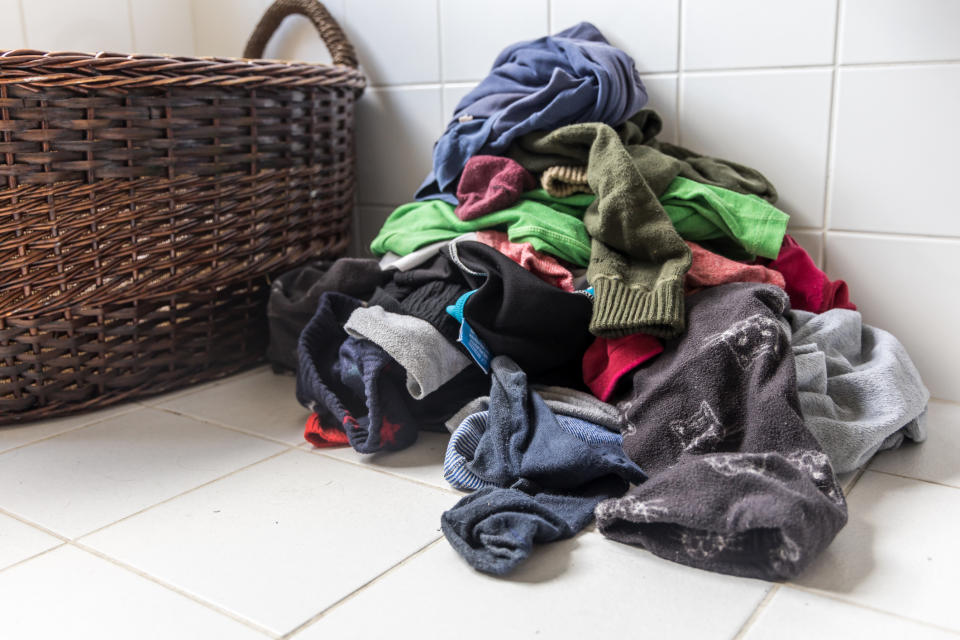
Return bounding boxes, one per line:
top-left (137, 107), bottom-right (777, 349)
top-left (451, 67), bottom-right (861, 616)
top-left (441, 355), bottom-right (646, 575)
top-left (762, 235), bottom-right (856, 313)
top-left (475, 230), bottom-right (575, 291)
top-left (789, 308), bottom-right (928, 474)
top-left (595, 284), bottom-right (848, 581)
top-left (416, 22), bottom-right (647, 202)
top-left (295, 292), bottom-right (487, 453)
top-left (455, 156), bottom-right (536, 220)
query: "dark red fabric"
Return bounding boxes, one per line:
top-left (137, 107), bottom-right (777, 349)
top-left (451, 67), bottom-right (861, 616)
top-left (764, 235), bottom-right (856, 314)
top-left (455, 155), bottom-right (536, 221)
top-left (583, 333), bottom-right (663, 402)
top-left (304, 413), bottom-right (350, 448)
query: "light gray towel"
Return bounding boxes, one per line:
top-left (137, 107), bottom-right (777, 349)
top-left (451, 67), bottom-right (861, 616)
top-left (344, 305), bottom-right (470, 399)
top-left (445, 384), bottom-right (625, 433)
top-left (789, 309), bottom-right (929, 474)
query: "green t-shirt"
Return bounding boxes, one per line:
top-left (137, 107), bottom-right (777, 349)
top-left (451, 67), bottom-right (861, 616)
top-left (370, 178), bottom-right (788, 265)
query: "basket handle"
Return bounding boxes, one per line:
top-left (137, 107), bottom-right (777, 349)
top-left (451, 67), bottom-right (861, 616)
top-left (243, 0), bottom-right (359, 68)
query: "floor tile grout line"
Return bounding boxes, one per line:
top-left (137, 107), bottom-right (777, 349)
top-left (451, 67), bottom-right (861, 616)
top-left (308, 448), bottom-right (463, 496)
top-left (0, 506), bottom-right (72, 545)
top-left (74, 448), bottom-right (293, 542)
top-left (0, 404), bottom-right (143, 457)
top-left (929, 396), bottom-right (960, 407)
top-left (730, 584), bottom-right (780, 640)
top-left (69, 541), bottom-right (280, 639)
top-left (281, 537), bottom-right (445, 639)
top-left (865, 468), bottom-right (960, 492)
top-left (147, 405), bottom-right (308, 450)
top-left (840, 465), bottom-right (868, 497)
top-left (135, 367), bottom-right (272, 407)
top-left (0, 541), bottom-right (69, 575)
top-left (782, 583), bottom-right (960, 636)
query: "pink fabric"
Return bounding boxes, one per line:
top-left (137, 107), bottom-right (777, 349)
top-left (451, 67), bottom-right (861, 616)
top-left (582, 333), bottom-right (664, 402)
top-left (455, 155), bottom-right (536, 221)
top-left (475, 230), bottom-right (576, 292)
top-left (684, 241), bottom-right (786, 294)
top-left (763, 235), bottom-right (856, 313)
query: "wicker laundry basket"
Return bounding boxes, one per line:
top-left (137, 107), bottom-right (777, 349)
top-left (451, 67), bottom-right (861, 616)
top-left (0, 0), bottom-right (365, 423)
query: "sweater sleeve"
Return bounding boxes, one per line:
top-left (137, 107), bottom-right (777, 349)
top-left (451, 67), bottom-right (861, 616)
top-left (582, 125), bottom-right (692, 338)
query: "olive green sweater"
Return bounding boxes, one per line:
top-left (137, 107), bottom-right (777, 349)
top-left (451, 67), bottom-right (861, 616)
top-left (509, 109), bottom-right (777, 338)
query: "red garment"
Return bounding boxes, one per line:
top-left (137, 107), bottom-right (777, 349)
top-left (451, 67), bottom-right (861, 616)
top-left (685, 241), bottom-right (786, 294)
top-left (304, 413), bottom-right (349, 448)
top-left (763, 235), bottom-right (856, 313)
top-left (455, 155), bottom-right (536, 221)
top-left (476, 230), bottom-right (575, 291)
top-left (583, 333), bottom-right (664, 402)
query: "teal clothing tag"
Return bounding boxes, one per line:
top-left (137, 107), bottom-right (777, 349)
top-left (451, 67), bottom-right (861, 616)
top-left (459, 320), bottom-right (491, 373)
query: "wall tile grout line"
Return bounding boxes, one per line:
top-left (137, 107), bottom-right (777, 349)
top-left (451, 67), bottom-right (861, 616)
top-left (125, 0), bottom-right (137, 52)
top-left (730, 584), bottom-right (780, 640)
top-left (674, 0), bottom-right (684, 145)
top-left (680, 58), bottom-right (960, 76)
top-left (819, 0), bottom-right (845, 269)
top-left (782, 583), bottom-right (960, 636)
top-left (15, 0), bottom-right (27, 47)
top-left (280, 537), bottom-right (446, 639)
top-left (69, 540), bottom-right (281, 639)
top-left (826, 228), bottom-right (960, 243)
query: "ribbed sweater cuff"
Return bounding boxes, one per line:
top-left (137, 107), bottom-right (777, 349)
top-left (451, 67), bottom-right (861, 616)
top-left (590, 277), bottom-right (685, 339)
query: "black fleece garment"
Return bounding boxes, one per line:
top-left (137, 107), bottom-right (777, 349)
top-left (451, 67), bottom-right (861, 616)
top-left (447, 241), bottom-right (594, 389)
top-left (267, 259), bottom-right (389, 372)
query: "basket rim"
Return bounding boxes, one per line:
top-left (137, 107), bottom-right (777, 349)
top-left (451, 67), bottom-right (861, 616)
top-left (0, 49), bottom-right (366, 91)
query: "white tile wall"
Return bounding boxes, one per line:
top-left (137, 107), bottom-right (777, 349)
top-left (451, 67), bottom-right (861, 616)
top-left (550, 0), bottom-right (679, 73)
top-left (830, 64), bottom-right (960, 236)
top-left (130, 0), bottom-right (195, 56)
top-left (0, 0), bottom-right (25, 49)
top-left (343, 0), bottom-right (439, 85)
top-left (192, 0), bottom-right (270, 58)
top-left (824, 233), bottom-right (960, 403)
top-left (440, 0), bottom-right (547, 82)
top-left (683, 0), bottom-right (837, 70)
top-left (22, 0), bottom-right (133, 53)
top-left (840, 0), bottom-right (960, 64)
top-left (680, 69), bottom-right (833, 228)
top-left (7, 0), bottom-right (959, 399)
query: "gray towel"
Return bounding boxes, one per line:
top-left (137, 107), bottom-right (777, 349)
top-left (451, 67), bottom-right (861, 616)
top-left (789, 308), bottom-right (929, 474)
top-left (344, 305), bottom-right (471, 399)
top-left (595, 283), bottom-right (847, 581)
top-left (445, 384), bottom-right (626, 433)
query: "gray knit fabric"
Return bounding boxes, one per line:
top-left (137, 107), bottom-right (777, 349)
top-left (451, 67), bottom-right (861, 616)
top-left (789, 309), bottom-right (929, 474)
top-left (445, 385), bottom-right (625, 433)
top-left (344, 305), bottom-right (471, 399)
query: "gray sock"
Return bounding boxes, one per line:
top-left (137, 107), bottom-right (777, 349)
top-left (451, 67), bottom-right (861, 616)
top-left (789, 309), bottom-right (929, 474)
top-left (445, 385), bottom-right (625, 433)
top-left (344, 305), bottom-right (471, 399)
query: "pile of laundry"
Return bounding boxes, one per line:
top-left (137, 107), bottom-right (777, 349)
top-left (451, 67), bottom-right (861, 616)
top-left (267, 23), bottom-right (929, 581)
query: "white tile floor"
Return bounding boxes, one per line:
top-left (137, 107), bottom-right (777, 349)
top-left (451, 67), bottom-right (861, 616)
top-left (1, 367), bottom-right (958, 639)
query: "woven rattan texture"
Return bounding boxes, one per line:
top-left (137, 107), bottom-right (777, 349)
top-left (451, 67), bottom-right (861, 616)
top-left (0, 0), bottom-right (363, 421)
